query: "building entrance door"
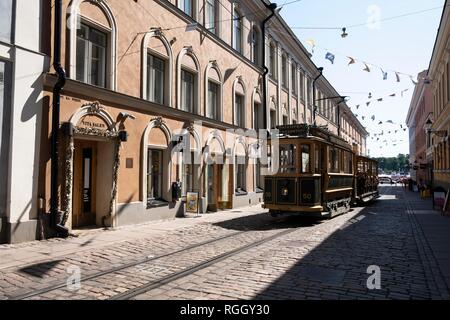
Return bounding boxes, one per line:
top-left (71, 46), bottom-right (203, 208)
top-left (206, 164), bottom-right (217, 212)
top-left (73, 140), bottom-right (98, 228)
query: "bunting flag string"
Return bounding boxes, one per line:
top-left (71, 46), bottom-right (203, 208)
top-left (297, 36), bottom-right (427, 83)
top-left (348, 87), bottom-right (413, 110)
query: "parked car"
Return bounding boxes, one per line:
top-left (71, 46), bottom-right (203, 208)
top-left (378, 175), bottom-right (392, 184)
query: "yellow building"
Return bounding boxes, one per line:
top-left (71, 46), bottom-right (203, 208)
top-left (428, 0), bottom-right (450, 190)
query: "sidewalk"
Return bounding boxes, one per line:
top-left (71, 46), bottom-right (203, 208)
top-left (404, 189), bottom-right (450, 293)
top-left (0, 205), bottom-right (265, 271)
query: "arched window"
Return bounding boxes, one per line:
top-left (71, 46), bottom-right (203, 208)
top-left (253, 90), bottom-right (263, 131)
top-left (251, 26), bottom-right (261, 65)
top-left (142, 32), bottom-right (173, 106)
top-left (69, 0), bottom-right (117, 90)
top-left (234, 140), bottom-right (247, 194)
top-left (205, 63), bottom-right (222, 121)
top-left (142, 119), bottom-right (172, 206)
top-left (232, 7), bottom-right (243, 53)
top-left (269, 42), bottom-right (277, 80)
top-left (206, 0), bottom-right (219, 35)
top-left (177, 48), bottom-right (200, 114)
top-left (233, 78), bottom-right (246, 128)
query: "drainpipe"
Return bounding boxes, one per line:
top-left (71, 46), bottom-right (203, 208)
top-left (51, 0), bottom-right (68, 237)
top-left (261, 1), bottom-right (277, 136)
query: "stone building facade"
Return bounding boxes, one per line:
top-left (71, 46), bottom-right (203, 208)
top-left (406, 70), bottom-right (433, 185)
top-left (1, 0), bottom-right (368, 243)
top-left (428, 0), bottom-right (450, 191)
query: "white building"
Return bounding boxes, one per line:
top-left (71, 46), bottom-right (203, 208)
top-left (0, 0), bottom-right (48, 243)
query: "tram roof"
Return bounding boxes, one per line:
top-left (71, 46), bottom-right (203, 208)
top-left (271, 124), bottom-right (352, 150)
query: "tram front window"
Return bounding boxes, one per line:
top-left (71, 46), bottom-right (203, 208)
top-left (301, 145), bottom-right (310, 173)
top-left (279, 144), bottom-right (297, 173)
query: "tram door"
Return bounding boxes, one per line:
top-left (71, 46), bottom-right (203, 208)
top-left (73, 140), bottom-right (97, 228)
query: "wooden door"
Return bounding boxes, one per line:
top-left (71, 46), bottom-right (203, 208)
top-left (73, 140), bottom-right (97, 228)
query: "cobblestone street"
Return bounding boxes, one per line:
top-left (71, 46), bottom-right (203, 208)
top-left (0, 186), bottom-right (449, 300)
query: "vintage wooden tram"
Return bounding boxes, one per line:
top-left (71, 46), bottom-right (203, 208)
top-left (262, 124), bottom-right (379, 218)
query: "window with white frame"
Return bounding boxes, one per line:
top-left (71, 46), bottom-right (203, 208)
top-left (147, 54), bottom-right (165, 104)
top-left (181, 69), bottom-right (194, 112)
top-left (147, 148), bottom-right (163, 200)
top-left (235, 155), bottom-right (247, 193)
top-left (270, 109), bottom-right (276, 129)
top-left (269, 43), bottom-right (277, 80)
top-left (233, 8), bottom-right (242, 53)
top-left (179, 0), bottom-right (194, 17)
top-left (299, 70), bottom-right (305, 101)
top-left (253, 102), bottom-right (262, 131)
top-left (281, 54), bottom-right (288, 88)
top-left (235, 94), bottom-right (245, 127)
top-left (291, 63), bottom-right (298, 96)
top-left (206, 0), bottom-right (219, 35)
top-left (0, 0), bottom-right (13, 43)
top-left (76, 23), bottom-right (107, 88)
top-left (207, 80), bottom-right (220, 120)
top-left (252, 26), bottom-right (260, 65)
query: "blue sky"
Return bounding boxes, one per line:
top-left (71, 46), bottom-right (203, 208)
top-left (278, 0), bottom-right (444, 157)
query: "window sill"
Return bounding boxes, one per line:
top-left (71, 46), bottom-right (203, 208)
top-left (147, 199), bottom-right (169, 209)
top-left (235, 190), bottom-right (248, 196)
top-left (255, 188), bottom-right (264, 194)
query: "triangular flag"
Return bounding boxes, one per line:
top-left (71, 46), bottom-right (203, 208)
top-left (387, 120), bottom-right (394, 124)
top-left (325, 52), bottom-right (335, 64)
top-left (378, 121), bottom-right (383, 125)
top-left (403, 128), bottom-right (407, 131)
top-left (396, 72), bottom-right (401, 82)
top-left (363, 63), bottom-right (371, 72)
top-left (381, 68), bottom-right (388, 80)
top-left (395, 130), bottom-right (398, 133)
top-left (389, 93), bottom-right (396, 97)
top-left (362, 116), bottom-right (365, 120)
top-left (401, 89), bottom-right (409, 97)
top-left (377, 98), bottom-right (383, 102)
top-left (410, 76), bottom-right (418, 85)
top-left (356, 105), bottom-right (360, 109)
top-left (347, 57), bottom-right (356, 65)
top-left (366, 101), bottom-right (371, 106)
top-left (371, 115), bottom-right (375, 121)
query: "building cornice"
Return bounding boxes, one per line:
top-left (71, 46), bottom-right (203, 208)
top-left (43, 74), bottom-right (244, 131)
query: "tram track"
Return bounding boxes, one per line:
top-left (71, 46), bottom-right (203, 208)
top-left (11, 230), bottom-right (244, 300)
top-left (12, 219), bottom-right (300, 300)
top-left (110, 228), bottom-right (298, 300)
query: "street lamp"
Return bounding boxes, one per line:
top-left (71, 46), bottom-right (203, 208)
top-left (425, 119), bottom-right (448, 137)
top-left (312, 67), bottom-right (324, 126)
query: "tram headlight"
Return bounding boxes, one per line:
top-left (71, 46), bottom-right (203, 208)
top-left (281, 187), bottom-right (289, 196)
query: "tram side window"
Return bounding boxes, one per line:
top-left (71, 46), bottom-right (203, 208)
top-left (314, 145), bottom-right (321, 174)
top-left (343, 151), bottom-right (353, 174)
top-left (357, 160), bottom-right (364, 174)
top-left (279, 144), bottom-right (297, 173)
top-left (329, 147), bottom-right (340, 173)
top-left (301, 145), bottom-right (310, 173)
